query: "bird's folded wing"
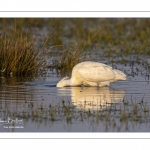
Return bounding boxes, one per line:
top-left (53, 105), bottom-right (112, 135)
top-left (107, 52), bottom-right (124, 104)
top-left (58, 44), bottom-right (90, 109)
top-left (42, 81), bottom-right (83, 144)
top-left (77, 65), bottom-right (115, 82)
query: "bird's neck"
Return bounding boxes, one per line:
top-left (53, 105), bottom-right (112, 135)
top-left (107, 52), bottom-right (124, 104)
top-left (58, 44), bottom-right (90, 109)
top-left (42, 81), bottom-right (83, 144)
top-left (64, 79), bottom-right (72, 86)
top-left (63, 78), bottom-right (80, 87)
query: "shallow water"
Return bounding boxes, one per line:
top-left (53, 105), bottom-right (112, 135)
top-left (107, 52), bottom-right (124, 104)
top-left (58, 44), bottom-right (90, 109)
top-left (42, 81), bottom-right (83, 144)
top-left (1, 18), bottom-right (150, 132)
top-left (0, 65), bottom-right (150, 132)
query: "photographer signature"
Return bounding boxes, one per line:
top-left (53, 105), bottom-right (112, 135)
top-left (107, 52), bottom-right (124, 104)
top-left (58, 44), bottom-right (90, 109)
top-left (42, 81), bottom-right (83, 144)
top-left (0, 117), bottom-right (23, 125)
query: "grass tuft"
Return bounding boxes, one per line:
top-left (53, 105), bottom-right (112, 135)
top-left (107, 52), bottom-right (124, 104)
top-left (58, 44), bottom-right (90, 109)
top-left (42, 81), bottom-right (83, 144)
top-left (0, 26), bottom-right (44, 77)
top-left (55, 27), bottom-right (105, 75)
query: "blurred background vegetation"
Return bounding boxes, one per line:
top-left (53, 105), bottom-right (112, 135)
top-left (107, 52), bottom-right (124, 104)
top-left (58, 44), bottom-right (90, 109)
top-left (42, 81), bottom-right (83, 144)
top-left (0, 18), bottom-right (150, 54)
top-left (0, 18), bottom-right (150, 76)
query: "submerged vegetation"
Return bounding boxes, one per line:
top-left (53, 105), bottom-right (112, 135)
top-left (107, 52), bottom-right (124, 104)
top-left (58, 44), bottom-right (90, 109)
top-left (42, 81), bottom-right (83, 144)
top-left (0, 92), bottom-right (150, 131)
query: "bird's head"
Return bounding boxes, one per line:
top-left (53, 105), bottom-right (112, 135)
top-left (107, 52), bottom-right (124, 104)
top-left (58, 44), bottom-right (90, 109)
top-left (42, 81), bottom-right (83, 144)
top-left (56, 76), bottom-right (70, 87)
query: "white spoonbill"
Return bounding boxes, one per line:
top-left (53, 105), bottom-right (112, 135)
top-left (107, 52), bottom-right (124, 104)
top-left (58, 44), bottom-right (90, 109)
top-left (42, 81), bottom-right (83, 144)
top-left (57, 61), bottom-right (126, 87)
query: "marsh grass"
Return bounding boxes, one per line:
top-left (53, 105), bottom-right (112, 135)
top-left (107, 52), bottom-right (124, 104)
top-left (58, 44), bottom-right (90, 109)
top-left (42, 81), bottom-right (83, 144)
top-left (1, 19), bottom-right (150, 57)
top-left (0, 26), bottom-right (44, 77)
top-left (1, 18), bottom-right (150, 131)
top-left (1, 19), bottom-right (150, 77)
top-left (56, 27), bottom-right (105, 75)
top-left (56, 44), bottom-right (89, 74)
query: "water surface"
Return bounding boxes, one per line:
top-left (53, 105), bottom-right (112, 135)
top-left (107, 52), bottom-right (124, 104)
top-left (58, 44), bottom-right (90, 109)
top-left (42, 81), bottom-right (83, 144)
top-left (0, 67), bottom-right (150, 132)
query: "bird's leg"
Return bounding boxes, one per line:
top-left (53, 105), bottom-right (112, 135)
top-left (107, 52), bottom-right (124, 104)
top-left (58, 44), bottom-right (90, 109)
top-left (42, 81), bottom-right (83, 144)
top-left (83, 80), bottom-right (97, 86)
top-left (99, 81), bottom-right (110, 87)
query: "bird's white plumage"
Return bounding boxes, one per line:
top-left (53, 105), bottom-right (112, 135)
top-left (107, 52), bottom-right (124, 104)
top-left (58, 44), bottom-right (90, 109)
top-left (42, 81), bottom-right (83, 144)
top-left (57, 61), bottom-right (126, 87)
top-left (73, 61), bottom-right (115, 82)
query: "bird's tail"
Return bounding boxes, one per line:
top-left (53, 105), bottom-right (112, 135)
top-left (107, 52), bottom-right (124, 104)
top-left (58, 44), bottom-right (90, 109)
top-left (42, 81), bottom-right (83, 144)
top-left (113, 69), bottom-right (126, 81)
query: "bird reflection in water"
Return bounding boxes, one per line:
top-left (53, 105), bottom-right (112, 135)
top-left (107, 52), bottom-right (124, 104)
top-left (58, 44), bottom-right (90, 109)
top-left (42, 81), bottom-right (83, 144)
top-left (57, 86), bottom-right (125, 111)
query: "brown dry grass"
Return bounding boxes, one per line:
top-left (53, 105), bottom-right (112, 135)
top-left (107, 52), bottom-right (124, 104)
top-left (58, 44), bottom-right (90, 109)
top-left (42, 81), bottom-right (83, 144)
top-left (0, 26), bottom-right (44, 76)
